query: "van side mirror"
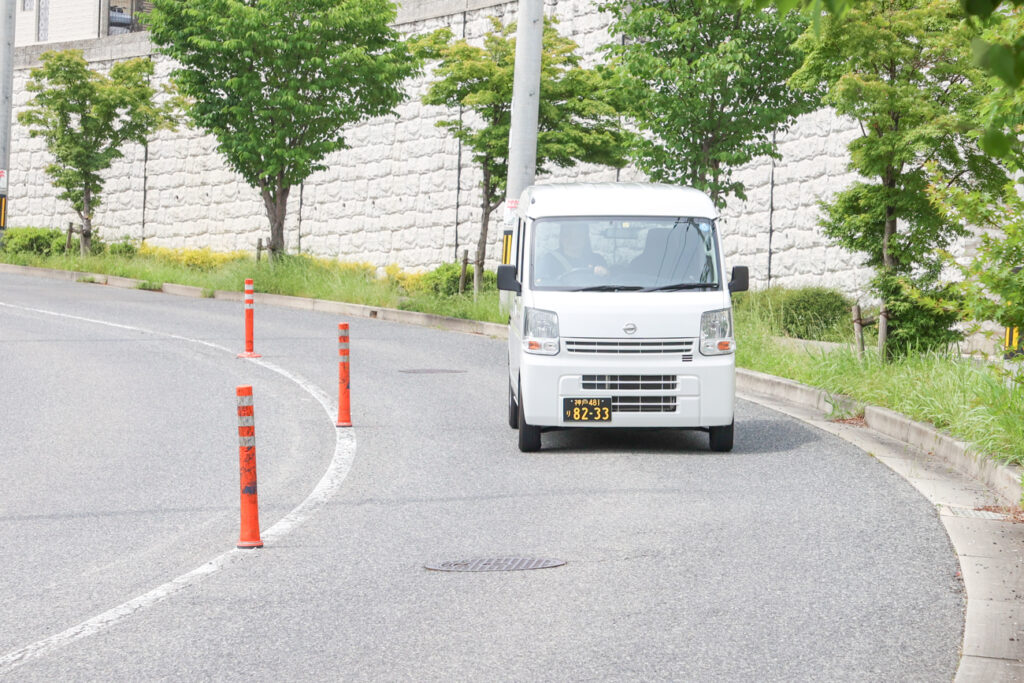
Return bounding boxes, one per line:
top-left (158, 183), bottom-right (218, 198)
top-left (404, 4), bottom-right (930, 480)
top-left (728, 266), bottom-right (749, 293)
top-left (497, 264), bottom-right (521, 294)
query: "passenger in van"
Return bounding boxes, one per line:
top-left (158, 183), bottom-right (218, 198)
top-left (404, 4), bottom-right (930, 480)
top-left (537, 223), bottom-right (609, 281)
top-left (630, 226), bottom-right (710, 283)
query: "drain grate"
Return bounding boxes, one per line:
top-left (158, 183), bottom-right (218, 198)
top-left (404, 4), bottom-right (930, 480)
top-left (399, 369), bottom-right (466, 374)
top-left (425, 557), bottom-right (566, 572)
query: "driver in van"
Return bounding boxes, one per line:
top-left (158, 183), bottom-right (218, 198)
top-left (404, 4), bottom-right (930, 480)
top-left (537, 223), bottom-right (609, 281)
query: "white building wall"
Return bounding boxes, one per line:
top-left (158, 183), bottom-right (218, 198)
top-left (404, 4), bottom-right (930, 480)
top-left (14, 0), bottom-right (100, 46)
top-left (46, 0), bottom-right (99, 43)
top-left (15, 2), bottom-right (37, 45)
top-left (5, 1), bottom-right (978, 301)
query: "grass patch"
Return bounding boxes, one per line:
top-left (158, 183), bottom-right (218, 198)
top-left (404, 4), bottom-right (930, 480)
top-left (736, 303), bottom-right (1024, 467)
top-left (0, 248), bottom-right (505, 324)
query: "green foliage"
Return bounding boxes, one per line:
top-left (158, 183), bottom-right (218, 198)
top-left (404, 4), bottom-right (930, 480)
top-left (733, 286), bottom-right (853, 341)
top-left (789, 0), bottom-right (1008, 357)
top-left (17, 51), bottom-right (170, 255)
top-left (418, 17), bottom-right (626, 291)
top-left (145, 0), bottom-right (420, 256)
top-left (778, 287), bottom-right (852, 340)
top-left (882, 276), bottom-right (964, 354)
top-left (0, 227), bottom-right (66, 256)
top-left (735, 302), bottom-right (1024, 465)
top-left (418, 261), bottom-right (496, 296)
top-left (760, 0), bottom-right (1024, 162)
top-left (420, 18), bottom-right (625, 206)
top-left (107, 239), bottom-right (138, 257)
top-left (599, 0), bottom-right (817, 208)
top-left (920, 169), bottom-right (1024, 345)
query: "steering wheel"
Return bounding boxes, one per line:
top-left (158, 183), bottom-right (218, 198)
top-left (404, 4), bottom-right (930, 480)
top-left (554, 267), bottom-right (593, 283)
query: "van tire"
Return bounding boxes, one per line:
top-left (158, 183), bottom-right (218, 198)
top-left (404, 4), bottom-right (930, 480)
top-left (508, 383), bottom-right (519, 429)
top-left (517, 380), bottom-right (541, 452)
top-left (709, 421), bottom-right (734, 452)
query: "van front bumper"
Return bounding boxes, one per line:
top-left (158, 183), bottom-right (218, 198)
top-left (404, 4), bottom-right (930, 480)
top-left (518, 350), bottom-right (735, 429)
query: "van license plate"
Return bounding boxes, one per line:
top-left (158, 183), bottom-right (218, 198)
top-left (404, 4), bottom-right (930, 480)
top-left (563, 398), bottom-right (612, 422)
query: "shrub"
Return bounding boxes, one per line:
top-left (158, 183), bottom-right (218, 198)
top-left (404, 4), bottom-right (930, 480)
top-left (778, 287), bottom-right (852, 340)
top-left (733, 286), bottom-right (853, 341)
top-left (418, 261), bottom-right (497, 296)
top-left (0, 227), bottom-right (65, 255)
top-left (882, 279), bottom-right (963, 357)
top-left (108, 239), bottom-right (138, 257)
top-left (138, 244), bottom-right (248, 270)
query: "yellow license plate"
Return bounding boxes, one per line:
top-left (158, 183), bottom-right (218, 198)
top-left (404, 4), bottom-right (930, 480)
top-left (563, 397), bottom-right (612, 422)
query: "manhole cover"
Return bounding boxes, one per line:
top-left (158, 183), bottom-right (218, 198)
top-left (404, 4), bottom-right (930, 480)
top-left (399, 369), bottom-right (466, 374)
top-left (425, 557), bottom-right (566, 572)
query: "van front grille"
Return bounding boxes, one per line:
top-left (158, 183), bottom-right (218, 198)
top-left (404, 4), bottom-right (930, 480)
top-left (611, 396), bottom-right (678, 413)
top-left (582, 375), bottom-right (678, 391)
top-left (565, 338), bottom-right (695, 357)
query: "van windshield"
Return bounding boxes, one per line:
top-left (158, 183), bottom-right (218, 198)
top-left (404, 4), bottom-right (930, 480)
top-left (530, 217), bottom-right (720, 291)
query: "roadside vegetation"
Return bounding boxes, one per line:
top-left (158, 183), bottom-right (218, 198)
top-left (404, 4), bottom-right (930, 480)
top-left (0, 227), bottom-right (504, 323)
top-left (736, 289), bottom-right (1024, 467)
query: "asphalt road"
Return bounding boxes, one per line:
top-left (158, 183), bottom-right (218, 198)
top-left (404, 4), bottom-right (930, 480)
top-left (0, 272), bottom-right (963, 681)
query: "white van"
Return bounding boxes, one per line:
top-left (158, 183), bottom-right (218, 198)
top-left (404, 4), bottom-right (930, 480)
top-left (497, 183), bottom-right (749, 453)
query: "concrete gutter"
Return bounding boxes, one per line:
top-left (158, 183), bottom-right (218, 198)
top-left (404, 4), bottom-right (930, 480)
top-left (2, 262), bottom-right (1021, 678)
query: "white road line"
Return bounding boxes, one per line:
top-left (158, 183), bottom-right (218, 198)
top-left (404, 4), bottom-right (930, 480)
top-left (0, 301), bottom-right (356, 671)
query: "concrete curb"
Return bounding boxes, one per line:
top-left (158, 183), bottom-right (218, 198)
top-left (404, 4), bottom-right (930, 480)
top-left (737, 368), bottom-right (1023, 508)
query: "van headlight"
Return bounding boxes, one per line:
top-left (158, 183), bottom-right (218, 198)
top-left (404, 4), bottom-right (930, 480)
top-left (699, 308), bottom-right (735, 355)
top-left (524, 307), bottom-right (559, 355)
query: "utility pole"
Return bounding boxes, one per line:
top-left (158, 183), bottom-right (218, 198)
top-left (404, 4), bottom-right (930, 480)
top-left (0, 0), bottom-right (14, 237)
top-left (504, 0), bottom-right (543, 222)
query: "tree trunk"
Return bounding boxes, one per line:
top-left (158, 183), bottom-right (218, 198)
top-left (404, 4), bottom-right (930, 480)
top-left (474, 166), bottom-right (492, 296)
top-left (80, 187), bottom-right (93, 257)
top-left (260, 174), bottom-right (290, 260)
top-left (879, 200), bottom-right (897, 358)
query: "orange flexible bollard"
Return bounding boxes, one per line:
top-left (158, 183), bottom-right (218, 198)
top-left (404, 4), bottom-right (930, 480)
top-left (237, 278), bottom-right (262, 358)
top-left (337, 323), bottom-right (352, 427)
top-left (236, 385), bottom-right (263, 549)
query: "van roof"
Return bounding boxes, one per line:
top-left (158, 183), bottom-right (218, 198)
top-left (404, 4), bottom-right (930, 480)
top-left (519, 183), bottom-right (717, 220)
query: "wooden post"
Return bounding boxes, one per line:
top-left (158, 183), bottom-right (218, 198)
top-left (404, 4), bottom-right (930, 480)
top-left (852, 304), bottom-right (864, 361)
top-left (256, 237), bottom-right (263, 262)
top-left (458, 248), bottom-right (469, 295)
top-left (65, 222), bottom-right (74, 254)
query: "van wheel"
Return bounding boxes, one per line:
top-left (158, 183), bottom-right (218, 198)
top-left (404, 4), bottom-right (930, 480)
top-left (709, 421), bottom-right (734, 452)
top-left (517, 380), bottom-right (541, 452)
top-left (508, 383), bottom-right (519, 429)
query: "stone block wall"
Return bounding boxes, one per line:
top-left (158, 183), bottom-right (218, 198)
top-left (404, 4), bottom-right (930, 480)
top-left (6, 0), bottom-right (977, 302)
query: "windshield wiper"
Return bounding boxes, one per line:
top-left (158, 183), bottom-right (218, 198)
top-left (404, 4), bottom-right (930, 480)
top-left (642, 282), bottom-right (718, 292)
top-left (573, 285), bottom-right (646, 292)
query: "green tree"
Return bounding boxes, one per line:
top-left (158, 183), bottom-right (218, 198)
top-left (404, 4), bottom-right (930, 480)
top-left (599, 0), bottom-right (818, 208)
top-left (923, 171), bottom-right (1024, 355)
top-left (760, 0), bottom-right (1024, 158)
top-left (18, 51), bottom-right (168, 255)
top-left (145, 0), bottom-right (419, 258)
top-left (419, 18), bottom-right (627, 294)
top-left (915, 9), bottom-right (1024, 356)
top-left (789, 0), bottom-right (1007, 357)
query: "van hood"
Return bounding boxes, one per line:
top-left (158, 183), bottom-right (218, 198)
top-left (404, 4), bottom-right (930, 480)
top-left (526, 290), bottom-right (730, 339)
